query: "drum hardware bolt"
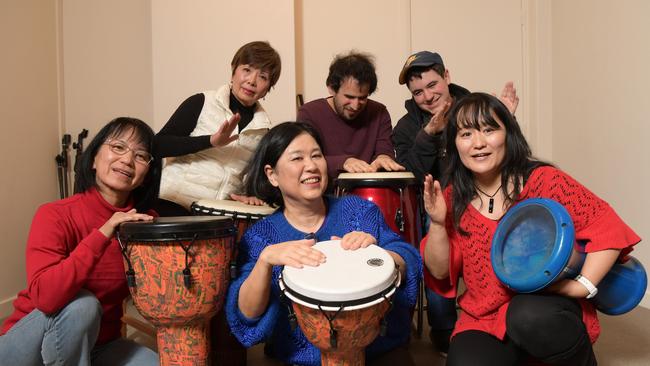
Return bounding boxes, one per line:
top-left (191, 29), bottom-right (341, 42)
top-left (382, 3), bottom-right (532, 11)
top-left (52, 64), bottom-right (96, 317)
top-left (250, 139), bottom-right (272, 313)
top-left (318, 304), bottom-right (343, 349)
top-left (544, 270), bottom-right (551, 277)
top-left (288, 311), bottom-right (298, 331)
top-left (395, 209), bottom-right (405, 233)
top-left (230, 262), bottom-right (238, 279)
top-left (117, 235), bottom-right (137, 288)
top-left (179, 234), bottom-right (198, 289)
top-left (380, 318), bottom-right (388, 337)
top-left (183, 268), bottom-right (192, 289)
top-left (126, 269), bottom-right (136, 287)
top-left (329, 328), bottom-right (338, 348)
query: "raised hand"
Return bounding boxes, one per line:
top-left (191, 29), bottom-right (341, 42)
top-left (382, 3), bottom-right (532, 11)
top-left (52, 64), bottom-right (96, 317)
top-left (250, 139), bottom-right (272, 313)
top-left (210, 113), bottom-right (241, 147)
top-left (423, 99), bottom-right (452, 136)
top-left (497, 81), bottom-right (519, 115)
top-left (423, 174), bottom-right (447, 226)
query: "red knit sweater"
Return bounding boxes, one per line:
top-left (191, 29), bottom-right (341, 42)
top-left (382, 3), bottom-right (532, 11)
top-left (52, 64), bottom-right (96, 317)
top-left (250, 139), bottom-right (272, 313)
top-left (1, 188), bottom-right (152, 345)
top-left (421, 166), bottom-right (641, 343)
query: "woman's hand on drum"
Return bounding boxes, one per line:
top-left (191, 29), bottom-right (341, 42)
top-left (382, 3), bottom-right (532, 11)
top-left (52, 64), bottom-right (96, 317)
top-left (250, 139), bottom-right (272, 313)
top-left (259, 238), bottom-right (326, 269)
top-left (423, 174), bottom-right (447, 227)
top-left (230, 193), bottom-right (265, 206)
top-left (210, 113), bottom-right (240, 147)
top-left (545, 278), bottom-right (590, 298)
top-left (370, 154), bottom-right (406, 172)
top-left (99, 209), bottom-right (154, 238)
top-left (332, 232), bottom-right (377, 250)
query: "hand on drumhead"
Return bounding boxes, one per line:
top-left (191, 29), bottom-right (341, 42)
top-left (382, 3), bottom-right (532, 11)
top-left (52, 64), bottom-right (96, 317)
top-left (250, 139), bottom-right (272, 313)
top-left (343, 157), bottom-right (373, 173)
top-left (260, 239), bottom-right (326, 268)
top-left (370, 154), bottom-right (406, 172)
top-left (423, 174), bottom-right (446, 227)
top-left (545, 278), bottom-right (590, 298)
top-left (333, 232), bottom-right (377, 250)
top-left (210, 113), bottom-right (240, 147)
top-left (230, 193), bottom-right (265, 206)
top-left (99, 209), bottom-right (154, 238)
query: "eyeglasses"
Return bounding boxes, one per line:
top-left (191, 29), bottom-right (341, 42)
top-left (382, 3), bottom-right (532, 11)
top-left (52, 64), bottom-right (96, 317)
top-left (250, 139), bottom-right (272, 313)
top-left (104, 140), bottom-right (153, 165)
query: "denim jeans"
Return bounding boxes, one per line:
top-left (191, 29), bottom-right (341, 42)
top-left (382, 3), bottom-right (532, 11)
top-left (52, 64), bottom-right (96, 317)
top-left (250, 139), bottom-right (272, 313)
top-left (0, 290), bottom-right (158, 366)
top-left (425, 281), bottom-right (457, 330)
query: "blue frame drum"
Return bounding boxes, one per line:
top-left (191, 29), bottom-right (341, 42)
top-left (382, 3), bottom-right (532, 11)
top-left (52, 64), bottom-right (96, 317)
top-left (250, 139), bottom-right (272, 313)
top-left (491, 198), bottom-right (647, 315)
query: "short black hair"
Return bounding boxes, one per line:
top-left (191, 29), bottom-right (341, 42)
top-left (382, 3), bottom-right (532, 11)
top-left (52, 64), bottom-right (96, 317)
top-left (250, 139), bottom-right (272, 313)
top-left (242, 122), bottom-right (324, 207)
top-left (405, 64), bottom-right (445, 87)
top-left (326, 51), bottom-right (377, 94)
top-left (75, 117), bottom-right (162, 212)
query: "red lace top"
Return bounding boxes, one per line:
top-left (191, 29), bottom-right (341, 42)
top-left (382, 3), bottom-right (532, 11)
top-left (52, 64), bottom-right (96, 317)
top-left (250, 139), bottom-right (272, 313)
top-left (421, 166), bottom-right (641, 343)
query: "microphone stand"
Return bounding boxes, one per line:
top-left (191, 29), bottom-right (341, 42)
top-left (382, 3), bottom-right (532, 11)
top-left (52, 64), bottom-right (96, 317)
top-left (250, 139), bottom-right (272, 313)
top-left (72, 129), bottom-right (88, 194)
top-left (55, 134), bottom-right (71, 199)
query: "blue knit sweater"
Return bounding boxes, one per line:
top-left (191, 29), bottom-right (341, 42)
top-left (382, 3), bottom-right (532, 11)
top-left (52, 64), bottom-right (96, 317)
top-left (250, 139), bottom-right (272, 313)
top-left (225, 195), bottom-right (422, 365)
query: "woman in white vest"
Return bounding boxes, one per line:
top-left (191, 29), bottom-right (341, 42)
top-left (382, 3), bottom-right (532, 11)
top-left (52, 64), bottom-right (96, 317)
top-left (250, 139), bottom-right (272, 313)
top-left (155, 41), bottom-right (282, 215)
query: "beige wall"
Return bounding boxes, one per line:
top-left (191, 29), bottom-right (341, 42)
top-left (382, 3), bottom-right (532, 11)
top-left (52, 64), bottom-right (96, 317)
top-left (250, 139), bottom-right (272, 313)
top-left (548, 0), bottom-right (650, 306)
top-left (0, 1), bottom-right (60, 316)
top-left (61, 0), bottom-right (153, 142)
top-left (150, 0), bottom-right (296, 130)
top-left (297, 0), bottom-right (412, 124)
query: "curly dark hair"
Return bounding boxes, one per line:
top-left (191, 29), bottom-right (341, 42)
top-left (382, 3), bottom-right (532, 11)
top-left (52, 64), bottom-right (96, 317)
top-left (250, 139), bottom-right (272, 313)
top-left (325, 51), bottom-right (377, 94)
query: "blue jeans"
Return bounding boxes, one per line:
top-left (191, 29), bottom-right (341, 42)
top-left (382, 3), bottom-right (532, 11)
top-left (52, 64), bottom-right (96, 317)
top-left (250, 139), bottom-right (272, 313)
top-left (426, 280), bottom-right (457, 331)
top-left (0, 290), bottom-right (158, 366)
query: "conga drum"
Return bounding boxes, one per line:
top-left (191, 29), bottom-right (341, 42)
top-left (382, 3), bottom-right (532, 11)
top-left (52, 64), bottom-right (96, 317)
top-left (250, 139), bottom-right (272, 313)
top-left (335, 172), bottom-right (422, 246)
top-left (491, 198), bottom-right (647, 315)
top-left (279, 240), bottom-right (400, 366)
top-left (118, 216), bottom-right (236, 365)
top-left (190, 200), bottom-right (275, 366)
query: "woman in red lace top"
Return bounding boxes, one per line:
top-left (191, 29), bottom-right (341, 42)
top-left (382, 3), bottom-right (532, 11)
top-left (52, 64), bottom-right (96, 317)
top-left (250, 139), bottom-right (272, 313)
top-left (421, 92), bottom-right (640, 366)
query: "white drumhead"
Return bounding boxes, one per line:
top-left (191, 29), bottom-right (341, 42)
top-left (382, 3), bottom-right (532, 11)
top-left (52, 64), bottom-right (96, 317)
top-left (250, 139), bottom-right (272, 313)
top-left (192, 199), bottom-right (276, 217)
top-left (337, 171), bottom-right (415, 180)
top-left (280, 240), bottom-right (399, 311)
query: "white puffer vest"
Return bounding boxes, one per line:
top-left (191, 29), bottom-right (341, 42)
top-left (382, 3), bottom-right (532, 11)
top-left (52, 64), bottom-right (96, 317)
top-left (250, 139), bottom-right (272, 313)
top-left (159, 85), bottom-right (273, 208)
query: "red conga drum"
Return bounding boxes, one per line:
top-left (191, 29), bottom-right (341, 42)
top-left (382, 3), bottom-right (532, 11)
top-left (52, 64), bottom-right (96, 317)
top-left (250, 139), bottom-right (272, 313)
top-left (335, 172), bottom-right (422, 246)
top-left (279, 240), bottom-right (400, 366)
top-left (118, 216), bottom-right (235, 366)
top-left (190, 199), bottom-right (275, 366)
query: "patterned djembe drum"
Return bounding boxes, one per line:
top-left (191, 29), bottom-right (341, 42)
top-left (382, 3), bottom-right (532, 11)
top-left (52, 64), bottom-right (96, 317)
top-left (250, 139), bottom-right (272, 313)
top-left (279, 240), bottom-right (400, 366)
top-left (118, 216), bottom-right (235, 365)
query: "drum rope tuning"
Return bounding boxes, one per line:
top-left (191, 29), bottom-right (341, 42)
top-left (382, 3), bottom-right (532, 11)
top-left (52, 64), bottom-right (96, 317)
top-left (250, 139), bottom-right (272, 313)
top-left (117, 235), bottom-right (137, 288)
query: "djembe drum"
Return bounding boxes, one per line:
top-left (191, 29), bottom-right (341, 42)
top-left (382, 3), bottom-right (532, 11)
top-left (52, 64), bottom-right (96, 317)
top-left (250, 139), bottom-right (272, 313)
top-left (118, 216), bottom-right (235, 365)
top-left (491, 198), bottom-right (647, 315)
top-left (279, 240), bottom-right (400, 366)
top-left (190, 199), bottom-right (275, 366)
top-left (335, 172), bottom-right (422, 246)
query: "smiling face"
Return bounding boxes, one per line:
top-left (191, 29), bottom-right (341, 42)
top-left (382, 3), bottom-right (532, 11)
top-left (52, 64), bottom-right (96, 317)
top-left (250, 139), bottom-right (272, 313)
top-left (265, 133), bottom-right (328, 206)
top-left (407, 68), bottom-right (451, 115)
top-left (93, 129), bottom-right (150, 205)
top-left (328, 77), bottom-right (370, 121)
top-left (231, 64), bottom-right (272, 106)
top-left (455, 112), bottom-right (507, 180)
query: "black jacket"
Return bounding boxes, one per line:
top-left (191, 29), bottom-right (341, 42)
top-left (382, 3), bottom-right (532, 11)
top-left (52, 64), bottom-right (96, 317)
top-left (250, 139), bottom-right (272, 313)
top-left (391, 83), bottom-right (470, 182)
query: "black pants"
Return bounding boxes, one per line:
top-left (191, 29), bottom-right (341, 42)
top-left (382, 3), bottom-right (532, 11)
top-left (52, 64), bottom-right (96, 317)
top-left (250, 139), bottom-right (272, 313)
top-left (446, 294), bottom-right (597, 366)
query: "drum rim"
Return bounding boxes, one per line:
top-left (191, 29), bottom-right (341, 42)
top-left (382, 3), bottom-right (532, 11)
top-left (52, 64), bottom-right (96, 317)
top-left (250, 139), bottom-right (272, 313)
top-left (491, 198), bottom-right (575, 293)
top-left (279, 271), bottom-right (399, 311)
top-left (117, 216), bottom-right (235, 241)
top-left (191, 200), bottom-right (276, 217)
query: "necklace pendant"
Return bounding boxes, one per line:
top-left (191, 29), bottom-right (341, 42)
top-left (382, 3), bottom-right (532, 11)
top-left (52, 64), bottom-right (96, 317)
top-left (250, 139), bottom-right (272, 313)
top-left (488, 198), bottom-right (494, 213)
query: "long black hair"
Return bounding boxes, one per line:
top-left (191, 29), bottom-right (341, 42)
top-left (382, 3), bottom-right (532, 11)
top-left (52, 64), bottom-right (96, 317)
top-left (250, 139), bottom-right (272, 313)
top-left (241, 121), bottom-right (324, 208)
top-left (75, 117), bottom-right (162, 212)
top-left (444, 92), bottom-right (549, 232)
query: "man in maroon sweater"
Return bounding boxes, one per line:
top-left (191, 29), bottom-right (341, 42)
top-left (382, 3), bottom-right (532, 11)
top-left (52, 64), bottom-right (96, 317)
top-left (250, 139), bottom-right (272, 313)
top-left (297, 51), bottom-right (404, 182)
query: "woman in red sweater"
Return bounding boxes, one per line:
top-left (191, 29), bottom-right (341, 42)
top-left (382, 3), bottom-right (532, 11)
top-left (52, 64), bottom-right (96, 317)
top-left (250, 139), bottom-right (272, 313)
top-left (0, 117), bottom-right (162, 365)
top-left (421, 93), bottom-right (640, 366)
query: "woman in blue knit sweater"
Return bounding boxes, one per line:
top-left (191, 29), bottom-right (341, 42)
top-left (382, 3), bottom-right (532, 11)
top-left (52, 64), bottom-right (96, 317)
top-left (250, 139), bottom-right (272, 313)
top-left (224, 122), bottom-right (421, 365)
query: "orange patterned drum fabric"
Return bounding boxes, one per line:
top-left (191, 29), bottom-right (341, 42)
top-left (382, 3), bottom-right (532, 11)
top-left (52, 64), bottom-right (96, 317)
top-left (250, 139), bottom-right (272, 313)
top-left (280, 240), bottom-right (399, 366)
top-left (118, 216), bottom-right (235, 366)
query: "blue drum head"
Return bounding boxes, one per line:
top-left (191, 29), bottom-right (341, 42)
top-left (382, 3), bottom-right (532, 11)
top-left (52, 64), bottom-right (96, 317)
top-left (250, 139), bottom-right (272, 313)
top-left (491, 198), bottom-right (575, 293)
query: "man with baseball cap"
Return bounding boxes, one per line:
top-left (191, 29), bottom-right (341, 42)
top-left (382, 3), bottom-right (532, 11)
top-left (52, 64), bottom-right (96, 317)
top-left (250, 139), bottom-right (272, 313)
top-left (392, 50), bottom-right (518, 355)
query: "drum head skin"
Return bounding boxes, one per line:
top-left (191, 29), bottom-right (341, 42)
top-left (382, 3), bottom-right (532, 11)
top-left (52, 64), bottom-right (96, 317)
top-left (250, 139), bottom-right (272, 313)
top-left (191, 199), bottom-right (276, 218)
top-left (491, 198), bottom-right (576, 293)
top-left (280, 240), bottom-right (399, 311)
top-left (118, 216), bottom-right (235, 241)
top-left (336, 172), bottom-right (416, 189)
